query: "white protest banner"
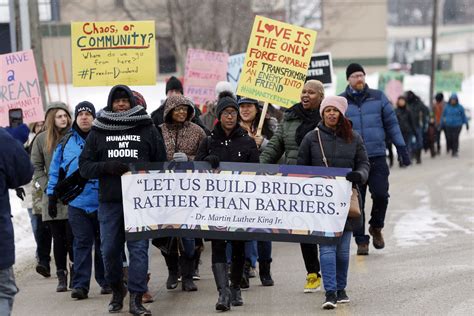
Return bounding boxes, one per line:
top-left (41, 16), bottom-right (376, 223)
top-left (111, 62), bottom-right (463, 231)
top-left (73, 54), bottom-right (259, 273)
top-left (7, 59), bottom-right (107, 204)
top-left (227, 53), bottom-right (246, 93)
top-left (122, 162), bottom-right (351, 244)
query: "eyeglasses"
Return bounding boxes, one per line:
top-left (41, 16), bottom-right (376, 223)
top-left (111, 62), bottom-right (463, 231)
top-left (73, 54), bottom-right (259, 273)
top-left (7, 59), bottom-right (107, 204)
top-left (222, 111), bottom-right (238, 117)
top-left (173, 106), bottom-right (188, 113)
top-left (349, 73), bottom-right (365, 79)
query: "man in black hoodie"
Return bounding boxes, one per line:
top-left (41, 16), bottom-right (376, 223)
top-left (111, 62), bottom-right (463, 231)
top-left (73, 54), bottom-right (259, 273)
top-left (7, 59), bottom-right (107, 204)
top-left (79, 85), bottom-right (166, 315)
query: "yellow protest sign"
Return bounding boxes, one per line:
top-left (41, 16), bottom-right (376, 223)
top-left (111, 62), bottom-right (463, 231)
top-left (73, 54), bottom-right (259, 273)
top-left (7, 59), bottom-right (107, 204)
top-left (237, 16), bottom-right (317, 108)
top-left (71, 21), bottom-right (156, 87)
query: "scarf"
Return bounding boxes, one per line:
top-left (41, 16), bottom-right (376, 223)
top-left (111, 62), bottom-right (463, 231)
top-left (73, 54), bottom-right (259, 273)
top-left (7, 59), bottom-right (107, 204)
top-left (92, 106), bottom-right (152, 131)
top-left (293, 103), bottom-right (321, 146)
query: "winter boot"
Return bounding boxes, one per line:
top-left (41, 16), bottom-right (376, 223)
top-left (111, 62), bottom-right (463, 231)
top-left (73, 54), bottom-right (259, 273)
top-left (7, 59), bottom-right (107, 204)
top-left (129, 293), bottom-right (151, 316)
top-left (142, 273), bottom-right (154, 303)
top-left (356, 243), bottom-right (369, 255)
top-left (369, 226), bottom-right (385, 249)
top-left (212, 263), bottom-right (231, 311)
top-left (240, 259), bottom-right (250, 289)
top-left (164, 254), bottom-right (179, 289)
top-left (56, 270), bottom-right (68, 292)
top-left (258, 261), bottom-right (274, 286)
top-left (181, 257), bottom-right (198, 292)
top-left (36, 262), bottom-right (51, 278)
top-left (108, 282), bottom-right (126, 313)
top-left (230, 285), bottom-right (243, 306)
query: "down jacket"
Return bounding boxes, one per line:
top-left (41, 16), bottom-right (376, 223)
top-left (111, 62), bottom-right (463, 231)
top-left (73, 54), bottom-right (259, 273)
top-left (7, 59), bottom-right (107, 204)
top-left (340, 85), bottom-right (405, 158)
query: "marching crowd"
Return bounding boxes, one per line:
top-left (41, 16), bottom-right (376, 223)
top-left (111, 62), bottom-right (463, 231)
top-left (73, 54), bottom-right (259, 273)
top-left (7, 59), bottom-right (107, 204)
top-left (0, 63), bottom-right (469, 315)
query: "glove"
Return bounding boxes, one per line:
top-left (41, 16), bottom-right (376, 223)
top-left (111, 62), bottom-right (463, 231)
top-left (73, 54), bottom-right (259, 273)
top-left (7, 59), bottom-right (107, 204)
top-left (48, 195), bottom-right (58, 218)
top-left (55, 170), bottom-right (89, 204)
top-left (203, 155), bottom-right (220, 169)
top-left (103, 161), bottom-right (130, 176)
top-left (172, 152), bottom-right (188, 162)
top-left (15, 187), bottom-right (26, 201)
top-left (346, 171), bottom-right (362, 184)
top-left (396, 146), bottom-right (411, 167)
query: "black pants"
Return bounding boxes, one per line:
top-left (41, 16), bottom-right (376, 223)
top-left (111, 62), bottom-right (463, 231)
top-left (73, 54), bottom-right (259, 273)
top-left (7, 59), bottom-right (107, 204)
top-left (212, 240), bottom-right (245, 286)
top-left (36, 215), bottom-right (52, 266)
top-left (300, 243), bottom-right (320, 275)
top-left (48, 219), bottom-right (74, 271)
top-left (445, 126), bottom-right (462, 155)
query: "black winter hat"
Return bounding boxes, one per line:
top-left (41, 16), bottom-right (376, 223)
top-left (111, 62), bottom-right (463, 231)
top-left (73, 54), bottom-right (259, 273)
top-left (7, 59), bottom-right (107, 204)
top-left (216, 91), bottom-right (238, 120)
top-left (346, 63), bottom-right (365, 79)
top-left (238, 97), bottom-right (259, 107)
top-left (166, 76), bottom-right (183, 95)
top-left (435, 92), bottom-right (444, 102)
top-left (111, 88), bottom-right (130, 102)
top-left (75, 101), bottom-right (96, 119)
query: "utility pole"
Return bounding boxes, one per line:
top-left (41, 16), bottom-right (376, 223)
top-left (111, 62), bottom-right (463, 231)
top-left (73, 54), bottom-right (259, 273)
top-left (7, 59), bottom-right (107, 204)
top-left (29, 0), bottom-right (47, 109)
top-left (429, 0), bottom-right (438, 108)
top-left (8, 0), bottom-right (16, 52)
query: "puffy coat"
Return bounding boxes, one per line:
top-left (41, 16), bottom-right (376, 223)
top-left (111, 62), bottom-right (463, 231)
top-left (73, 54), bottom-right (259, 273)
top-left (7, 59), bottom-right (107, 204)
top-left (440, 94), bottom-right (468, 128)
top-left (260, 104), bottom-right (319, 165)
top-left (297, 123), bottom-right (370, 231)
top-left (340, 85), bottom-right (405, 158)
top-left (195, 123), bottom-right (259, 164)
top-left (31, 131), bottom-right (69, 221)
top-left (47, 127), bottom-right (99, 213)
top-left (395, 107), bottom-right (417, 137)
top-left (0, 128), bottom-right (34, 269)
top-left (160, 98), bottom-right (206, 161)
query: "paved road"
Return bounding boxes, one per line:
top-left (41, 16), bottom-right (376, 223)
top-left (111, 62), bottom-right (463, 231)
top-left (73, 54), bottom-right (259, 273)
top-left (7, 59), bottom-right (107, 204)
top-left (12, 138), bottom-right (474, 316)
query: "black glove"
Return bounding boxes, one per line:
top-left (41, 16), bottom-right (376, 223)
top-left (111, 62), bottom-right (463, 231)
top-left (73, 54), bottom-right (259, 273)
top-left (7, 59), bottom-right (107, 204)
top-left (204, 155), bottom-right (220, 169)
top-left (103, 161), bottom-right (130, 176)
top-left (48, 195), bottom-right (58, 218)
top-left (15, 187), bottom-right (26, 201)
top-left (346, 171), bottom-right (362, 184)
top-left (55, 170), bottom-right (89, 204)
top-left (396, 146), bottom-right (411, 167)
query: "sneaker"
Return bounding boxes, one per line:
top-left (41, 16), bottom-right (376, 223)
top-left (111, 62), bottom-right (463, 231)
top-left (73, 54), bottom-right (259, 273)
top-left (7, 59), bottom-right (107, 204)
top-left (336, 289), bottom-right (350, 303)
top-left (369, 226), bottom-right (385, 249)
top-left (357, 243), bottom-right (369, 255)
top-left (303, 273), bottom-right (321, 293)
top-left (248, 267), bottom-right (257, 278)
top-left (322, 291), bottom-right (337, 309)
top-left (71, 288), bottom-right (88, 300)
top-left (192, 268), bottom-right (201, 280)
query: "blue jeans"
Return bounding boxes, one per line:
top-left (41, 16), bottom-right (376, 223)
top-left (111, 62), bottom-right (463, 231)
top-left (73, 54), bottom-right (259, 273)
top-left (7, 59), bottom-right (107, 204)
top-left (245, 241), bottom-right (258, 267)
top-left (181, 238), bottom-right (195, 259)
top-left (0, 267), bottom-right (18, 316)
top-left (98, 202), bottom-right (149, 294)
top-left (353, 156), bottom-right (390, 244)
top-left (320, 231), bottom-right (352, 292)
top-left (68, 206), bottom-right (107, 291)
top-left (414, 127), bottom-right (424, 151)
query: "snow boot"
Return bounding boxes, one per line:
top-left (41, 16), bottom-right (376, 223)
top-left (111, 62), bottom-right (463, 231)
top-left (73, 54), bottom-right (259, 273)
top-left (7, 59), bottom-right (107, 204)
top-left (230, 285), bottom-right (243, 306)
top-left (212, 263), bottom-right (231, 311)
top-left (181, 257), bottom-right (198, 292)
top-left (56, 270), bottom-right (68, 292)
top-left (108, 282), bottom-right (126, 313)
top-left (129, 293), bottom-right (151, 316)
top-left (259, 261), bottom-right (274, 286)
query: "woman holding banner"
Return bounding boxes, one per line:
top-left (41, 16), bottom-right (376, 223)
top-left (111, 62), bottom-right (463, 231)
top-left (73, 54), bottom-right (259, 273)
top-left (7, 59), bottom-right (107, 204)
top-left (260, 80), bottom-right (325, 293)
top-left (238, 97), bottom-right (277, 288)
top-left (297, 96), bottom-right (369, 309)
top-left (195, 92), bottom-right (259, 311)
top-left (159, 94), bottom-right (206, 292)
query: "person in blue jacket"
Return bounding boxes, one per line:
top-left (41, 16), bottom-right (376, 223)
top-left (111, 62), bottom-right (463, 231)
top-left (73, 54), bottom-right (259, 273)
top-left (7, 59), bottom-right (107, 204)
top-left (440, 93), bottom-right (469, 157)
top-left (340, 63), bottom-right (411, 255)
top-left (47, 102), bottom-right (109, 299)
top-left (0, 126), bottom-right (34, 316)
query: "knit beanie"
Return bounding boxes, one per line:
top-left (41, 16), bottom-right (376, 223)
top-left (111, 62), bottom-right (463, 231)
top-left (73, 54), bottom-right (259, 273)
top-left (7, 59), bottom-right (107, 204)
top-left (75, 101), bottom-right (96, 119)
top-left (166, 76), bottom-right (183, 95)
top-left (216, 91), bottom-right (239, 120)
top-left (319, 96), bottom-right (348, 117)
top-left (346, 63), bottom-right (365, 79)
top-left (435, 93), bottom-right (444, 103)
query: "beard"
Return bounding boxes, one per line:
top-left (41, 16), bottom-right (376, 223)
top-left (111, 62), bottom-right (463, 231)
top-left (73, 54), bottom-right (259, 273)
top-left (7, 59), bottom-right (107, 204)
top-left (354, 82), bottom-right (365, 91)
